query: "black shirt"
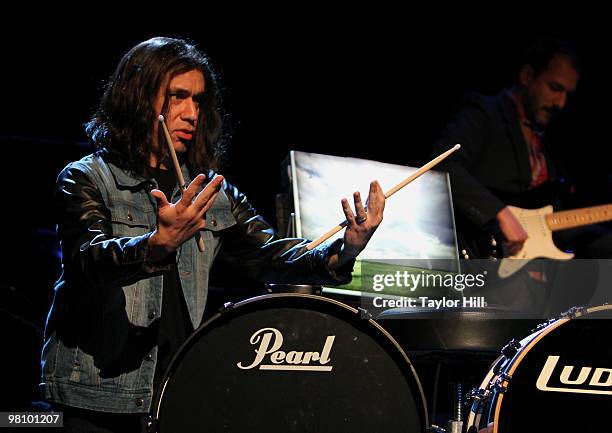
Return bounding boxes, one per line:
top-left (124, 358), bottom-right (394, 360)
top-left (151, 168), bottom-right (194, 382)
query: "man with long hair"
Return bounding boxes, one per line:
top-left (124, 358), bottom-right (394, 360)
top-left (41, 37), bottom-right (385, 432)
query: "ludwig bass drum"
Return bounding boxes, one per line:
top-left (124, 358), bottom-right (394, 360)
top-left (152, 294), bottom-right (428, 432)
top-left (467, 304), bottom-right (612, 433)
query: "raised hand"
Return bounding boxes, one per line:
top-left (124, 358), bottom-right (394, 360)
top-left (327, 180), bottom-right (385, 270)
top-left (149, 174), bottom-right (224, 259)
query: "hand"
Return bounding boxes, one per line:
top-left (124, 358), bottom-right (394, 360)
top-left (148, 174), bottom-right (224, 260)
top-left (329, 180), bottom-right (385, 269)
top-left (496, 206), bottom-right (527, 257)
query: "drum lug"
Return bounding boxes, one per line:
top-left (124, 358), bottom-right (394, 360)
top-left (494, 372), bottom-right (512, 394)
top-left (468, 387), bottom-right (489, 415)
top-left (469, 387), bottom-right (487, 403)
top-left (560, 305), bottom-right (588, 319)
top-left (501, 338), bottom-right (521, 359)
top-left (221, 301), bottom-right (236, 312)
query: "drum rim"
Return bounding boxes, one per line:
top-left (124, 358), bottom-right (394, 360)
top-left (488, 304), bottom-right (612, 433)
top-left (152, 293), bottom-right (429, 429)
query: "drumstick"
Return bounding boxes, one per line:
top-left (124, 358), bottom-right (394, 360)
top-left (158, 115), bottom-right (206, 252)
top-left (306, 144), bottom-right (461, 250)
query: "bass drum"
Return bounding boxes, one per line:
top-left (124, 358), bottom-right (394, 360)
top-left (467, 305), bottom-right (612, 433)
top-left (153, 294), bottom-right (428, 432)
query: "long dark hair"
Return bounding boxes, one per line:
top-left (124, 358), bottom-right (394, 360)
top-left (85, 37), bottom-right (227, 177)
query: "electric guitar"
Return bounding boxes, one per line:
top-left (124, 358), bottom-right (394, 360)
top-left (459, 203), bottom-right (612, 278)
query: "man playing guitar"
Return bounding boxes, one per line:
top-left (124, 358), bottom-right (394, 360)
top-left (431, 38), bottom-right (612, 266)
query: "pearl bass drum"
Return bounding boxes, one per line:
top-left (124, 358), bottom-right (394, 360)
top-left (153, 294), bottom-right (428, 432)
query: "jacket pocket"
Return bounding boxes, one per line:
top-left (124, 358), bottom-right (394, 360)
top-left (109, 207), bottom-right (153, 237)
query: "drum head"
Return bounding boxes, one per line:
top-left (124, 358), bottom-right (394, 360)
top-left (154, 294), bottom-right (427, 432)
top-left (494, 306), bottom-right (612, 432)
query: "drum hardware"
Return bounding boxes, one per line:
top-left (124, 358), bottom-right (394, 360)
top-left (378, 305), bottom-right (540, 430)
top-left (447, 382), bottom-right (464, 433)
top-left (454, 383), bottom-right (463, 421)
top-left (467, 352), bottom-right (508, 417)
top-left (468, 387), bottom-right (489, 416)
top-left (532, 318), bottom-right (554, 332)
top-left (265, 283), bottom-right (322, 295)
top-left (559, 305), bottom-right (587, 319)
top-left (358, 306), bottom-right (373, 319)
top-left (447, 420), bottom-right (462, 433)
top-left (500, 339), bottom-right (520, 359)
top-left (492, 353), bottom-right (508, 373)
top-left (493, 372), bottom-right (511, 394)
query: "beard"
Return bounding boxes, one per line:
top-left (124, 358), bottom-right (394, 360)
top-left (523, 93), bottom-right (555, 129)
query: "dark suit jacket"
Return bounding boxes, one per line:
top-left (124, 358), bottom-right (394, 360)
top-left (432, 90), bottom-right (559, 227)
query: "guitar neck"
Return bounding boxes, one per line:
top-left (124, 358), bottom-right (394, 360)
top-left (546, 204), bottom-right (612, 231)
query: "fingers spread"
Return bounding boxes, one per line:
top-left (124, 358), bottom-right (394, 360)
top-left (193, 175), bottom-right (224, 211)
top-left (342, 198), bottom-right (357, 227)
top-left (150, 189), bottom-right (170, 210)
top-left (353, 191), bottom-right (368, 224)
top-left (181, 173), bottom-right (208, 204)
top-left (353, 191), bottom-right (365, 210)
top-left (197, 190), bottom-right (221, 219)
top-left (367, 180), bottom-right (385, 217)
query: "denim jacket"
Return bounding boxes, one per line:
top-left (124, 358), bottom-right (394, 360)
top-left (41, 150), bottom-right (352, 413)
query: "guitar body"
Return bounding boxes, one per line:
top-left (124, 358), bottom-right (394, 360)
top-left (498, 205), bottom-right (574, 278)
top-left (456, 182), bottom-right (611, 278)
